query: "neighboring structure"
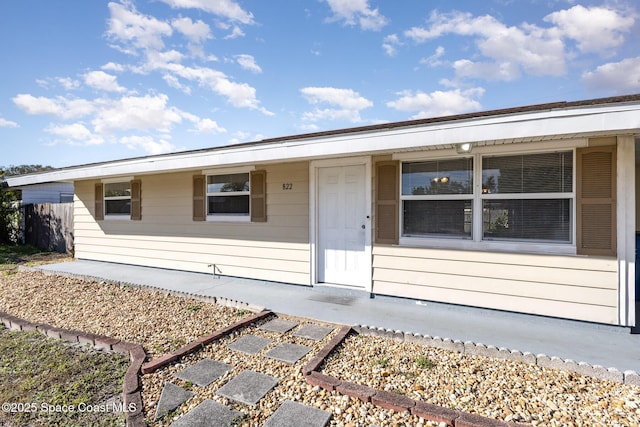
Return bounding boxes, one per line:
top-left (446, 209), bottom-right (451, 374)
top-left (16, 182), bottom-right (74, 204)
top-left (5, 95), bottom-right (640, 327)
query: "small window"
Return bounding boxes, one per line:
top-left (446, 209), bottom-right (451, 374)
top-left (60, 193), bottom-right (74, 203)
top-left (207, 173), bottom-right (250, 218)
top-left (104, 182), bottom-right (131, 216)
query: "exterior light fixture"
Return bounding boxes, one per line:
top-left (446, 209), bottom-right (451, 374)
top-left (456, 142), bottom-right (473, 154)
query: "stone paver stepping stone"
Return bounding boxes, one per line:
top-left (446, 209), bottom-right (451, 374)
top-left (169, 399), bottom-right (243, 427)
top-left (265, 342), bottom-right (312, 364)
top-left (227, 334), bottom-right (272, 355)
top-left (263, 400), bottom-right (332, 427)
top-left (293, 324), bottom-right (334, 341)
top-left (259, 318), bottom-right (299, 333)
top-left (154, 382), bottom-right (195, 420)
top-left (175, 358), bottom-right (233, 387)
top-left (217, 370), bottom-right (278, 405)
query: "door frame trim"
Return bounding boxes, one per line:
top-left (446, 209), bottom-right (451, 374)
top-left (309, 156), bottom-right (372, 291)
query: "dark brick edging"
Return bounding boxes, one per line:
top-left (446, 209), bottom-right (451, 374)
top-left (0, 311), bottom-right (146, 427)
top-left (141, 310), bottom-right (274, 374)
top-left (302, 326), bottom-right (530, 427)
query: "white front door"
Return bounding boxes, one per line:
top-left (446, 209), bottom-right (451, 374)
top-left (317, 164), bottom-right (368, 288)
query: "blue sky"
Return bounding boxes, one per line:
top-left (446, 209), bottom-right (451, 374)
top-left (1, 0), bottom-right (639, 168)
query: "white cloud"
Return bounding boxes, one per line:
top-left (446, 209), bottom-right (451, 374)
top-left (171, 16), bottom-right (212, 43)
top-left (544, 5), bottom-right (634, 55)
top-left (120, 135), bottom-right (178, 155)
top-left (92, 94), bottom-right (183, 134)
top-left (102, 62), bottom-right (126, 72)
top-left (45, 123), bottom-right (104, 145)
top-left (193, 117), bottom-right (226, 134)
top-left (57, 77), bottom-right (81, 90)
top-left (83, 71), bottom-right (126, 93)
top-left (227, 130), bottom-right (263, 144)
top-left (382, 34), bottom-right (401, 56)
top-left (235, 54), bottom-right (262, 73)
top-left (157, 0), bottom-right (254, 25)
top-left (35, 77), bottom-right (81, 90)
top-left (162, 63), bottom-right (272, 113)
top-left (386, 88), bottom-right (484, 119)
top-left (223, 25), bottom-right (245, 39)
top-left (0, 118), bottom-right (18, 128)
top-left (13, 94), bottom-right (95, 119)
top-left (405, 10), bottom-right (566, 81)
top-left (162, 74), bottom-right (191, 94)
top-left (106, 2), bottom-right (173, 53)
top-left (420, 46), bottom-right (446, 68)
top-left (582, 56), bottom-right (640, 93)
top-left (301, 87), bottom-right (373, 123)
top-left (324, 0), bottom-right (388, 31)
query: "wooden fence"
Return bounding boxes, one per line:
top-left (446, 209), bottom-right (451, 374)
top-left (22, 203), bottom-right (74, 253)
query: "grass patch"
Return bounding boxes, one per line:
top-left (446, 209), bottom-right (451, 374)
top-left (0, 244), bottom-right (69, 272)
top-left (372, 357), bottom-right (390, 368)
top-left (0, 327), bottom-right (129, 427)
top-left (0, 245), bottom-right (42, 270)
top-left (415, 354), bottom-right (436, 370)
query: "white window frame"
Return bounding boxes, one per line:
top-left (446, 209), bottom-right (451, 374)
top-left (395, 141), bottom-right (581, 255)
top-left (205, 168), bottom-right (252, 223)
top-left (400, 157), bottom-right (474, 240)
top-left (103, 179), bottom-right (132, 221)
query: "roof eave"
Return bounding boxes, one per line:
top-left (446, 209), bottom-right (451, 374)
top-left (5, 94), bottom-right (640, 188)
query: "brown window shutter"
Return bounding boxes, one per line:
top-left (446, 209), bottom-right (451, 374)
top-left (250, 170), bottom-right (267, 222)
top-left (94, 183), bottom-right (104, 221)
top-left (130, 179), bottom-right (142, 221)
top-left (375, 161), bottom-right (399, 244)
top-left (576, 146), bottom-right (616, 256)
top-left (193, 175), bottom-right (206, 221)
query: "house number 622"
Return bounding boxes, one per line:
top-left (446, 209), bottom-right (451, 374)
top-left (282, 183), bottom-right (293, 190)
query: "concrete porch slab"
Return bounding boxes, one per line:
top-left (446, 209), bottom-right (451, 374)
top-left (175, 359), bottom-right (233, 387)
top-left (216, 370), bottom-right (278, 405)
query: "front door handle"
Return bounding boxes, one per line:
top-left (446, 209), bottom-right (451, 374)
top-left (361, 224), bottom-right (366, 229)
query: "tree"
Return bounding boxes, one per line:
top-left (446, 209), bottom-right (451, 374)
top-left (0, 165), bottom-right (53, 244)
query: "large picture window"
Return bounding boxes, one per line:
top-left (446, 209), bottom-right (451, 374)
top-left (206, 173), bottom-right (250, 217)
top-left (482, 152), bottom-right (573, 243)
top-left (400, 150), bottom-right (574, 245)
top-left (401, 158), bottom-right (473, 238)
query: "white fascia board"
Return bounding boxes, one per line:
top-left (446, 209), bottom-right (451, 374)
top-left (5, 103), bottom-right (640, 188)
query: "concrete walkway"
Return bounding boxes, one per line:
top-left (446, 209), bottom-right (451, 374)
top-left (37, 260), bottom-right (640, 374)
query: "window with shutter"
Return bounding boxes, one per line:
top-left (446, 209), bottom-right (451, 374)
top-left (250, 170), bottom-right (267, 222)
top-left (94, 183), bottom-right (104, 221)
top-left (375, 161), bottom-right (399, 244)
top-left (576, 146), bottom-right (616, 256)
top-left (193, 175), bottom-right (206, 221)
top-left (130, 179), bottom-right (141, 221)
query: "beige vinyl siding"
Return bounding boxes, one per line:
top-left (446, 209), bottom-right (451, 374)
top-left (373, 245), bottom-right (618, 324)
top-left (73, 161), bottom-right (310, 285)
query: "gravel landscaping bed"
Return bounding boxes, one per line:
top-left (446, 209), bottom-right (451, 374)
top-left (2, 268), bottom-right (640, 426)
top-left (143, 315), bottom-right (432, 427)
top-left (0, 270), bottom-right (246, 358)
top-left (322, 334), bottom-right (640, 426)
